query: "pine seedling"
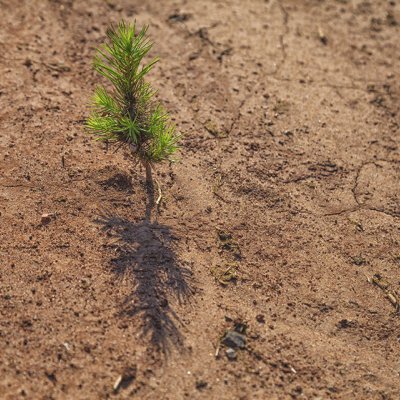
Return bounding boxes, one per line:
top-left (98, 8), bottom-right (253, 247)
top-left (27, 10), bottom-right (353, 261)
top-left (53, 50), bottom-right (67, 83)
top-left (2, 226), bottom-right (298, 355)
top-left (86, 21), bottom-right (179, 205)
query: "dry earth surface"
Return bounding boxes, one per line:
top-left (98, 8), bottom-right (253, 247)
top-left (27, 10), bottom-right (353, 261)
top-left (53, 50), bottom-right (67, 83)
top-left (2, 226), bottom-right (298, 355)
top-left (1, 0), bottom-right (400, 399)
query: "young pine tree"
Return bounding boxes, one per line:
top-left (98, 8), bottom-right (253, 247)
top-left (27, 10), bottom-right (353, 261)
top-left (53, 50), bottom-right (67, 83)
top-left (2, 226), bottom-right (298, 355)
top-left (86, 21), bottom-right (179, 205)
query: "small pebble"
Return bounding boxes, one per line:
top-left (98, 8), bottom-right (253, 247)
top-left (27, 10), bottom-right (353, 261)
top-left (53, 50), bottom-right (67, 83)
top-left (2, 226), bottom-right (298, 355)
top-left (256, 314), bottom-right (266, 324)
top-left (226, 348), bottom-right (237, 360)
top-left (41, 213), bottom-right (54, 225)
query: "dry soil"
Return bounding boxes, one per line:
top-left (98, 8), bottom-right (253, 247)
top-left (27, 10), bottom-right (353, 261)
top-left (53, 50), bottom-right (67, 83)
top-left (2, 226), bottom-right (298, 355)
top-left (1, 0), bottom-right (400, 399)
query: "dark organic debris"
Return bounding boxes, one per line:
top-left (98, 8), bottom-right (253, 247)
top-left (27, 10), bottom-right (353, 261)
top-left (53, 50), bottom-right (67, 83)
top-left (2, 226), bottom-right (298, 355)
top-left (210, 262), bottom-right (238, 286)
top-left (337, 319), bottom-right (356, 329)
top-left (351, 256), bottom-right (367, 266)
top-left (168, 12), bottom-right (191, 23)
top-left (217, 229), bottom-right (241, 260)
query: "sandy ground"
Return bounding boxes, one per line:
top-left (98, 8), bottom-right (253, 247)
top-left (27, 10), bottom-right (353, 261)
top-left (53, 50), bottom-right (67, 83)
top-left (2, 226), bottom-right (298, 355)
top-left (1, 0), bottom-right (400, 399)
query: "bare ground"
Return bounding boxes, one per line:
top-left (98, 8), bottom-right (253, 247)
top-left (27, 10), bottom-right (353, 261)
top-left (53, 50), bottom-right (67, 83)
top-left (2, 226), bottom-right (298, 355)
top-left (1, 0), bottom-right (400, 399)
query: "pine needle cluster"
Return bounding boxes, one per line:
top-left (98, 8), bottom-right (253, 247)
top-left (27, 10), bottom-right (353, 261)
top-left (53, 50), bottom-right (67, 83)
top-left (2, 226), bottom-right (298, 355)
top-left (86, 21), bottom-right (179, 164)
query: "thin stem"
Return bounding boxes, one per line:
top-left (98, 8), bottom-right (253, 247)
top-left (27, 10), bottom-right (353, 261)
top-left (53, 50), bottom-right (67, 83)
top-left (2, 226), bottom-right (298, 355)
top-left (142, 160), bottom-right (154, 222)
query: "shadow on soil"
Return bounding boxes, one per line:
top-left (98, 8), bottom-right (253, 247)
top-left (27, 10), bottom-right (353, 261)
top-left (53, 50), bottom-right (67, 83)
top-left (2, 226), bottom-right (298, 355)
top-left (95, 187), bottom-right (193, 354)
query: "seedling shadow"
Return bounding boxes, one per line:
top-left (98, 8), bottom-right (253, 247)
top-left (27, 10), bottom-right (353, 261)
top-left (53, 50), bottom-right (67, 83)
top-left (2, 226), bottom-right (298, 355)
top-left (95, 189), bottom-right (193, 355)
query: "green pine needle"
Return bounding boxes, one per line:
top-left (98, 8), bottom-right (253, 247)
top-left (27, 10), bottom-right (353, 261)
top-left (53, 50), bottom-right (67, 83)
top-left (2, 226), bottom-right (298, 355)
top-left (86, 20), bottom-right (179, 164)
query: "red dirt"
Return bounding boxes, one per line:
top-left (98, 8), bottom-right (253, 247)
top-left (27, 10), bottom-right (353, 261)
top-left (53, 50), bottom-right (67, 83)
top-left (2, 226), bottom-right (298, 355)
top-left (1, 0), bottom-right (400, 399)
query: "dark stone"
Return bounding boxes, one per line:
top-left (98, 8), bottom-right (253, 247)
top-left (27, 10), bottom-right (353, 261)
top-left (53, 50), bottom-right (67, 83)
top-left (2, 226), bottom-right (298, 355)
top-left (222, 331), bottom-right (246, 349)
top-left (195, 380), bottom-right (208, 390)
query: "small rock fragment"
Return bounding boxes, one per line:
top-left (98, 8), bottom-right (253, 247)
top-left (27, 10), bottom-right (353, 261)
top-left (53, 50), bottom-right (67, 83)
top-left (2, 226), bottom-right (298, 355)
top-left (45, 371), bottom-right (57, 384)
top-left (222, 331), bottom-right (246, 349)
top-left (41, 213), bottom-right (54, 225)
top-left (195, 380), bottom-right (208, 390)
top-left (256, 314), bottom-right (266, 324)
top-left (226, 348), bottom-right (237, 360)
